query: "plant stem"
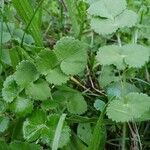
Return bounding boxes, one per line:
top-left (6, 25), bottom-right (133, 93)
top-left (122, 123), bottom-right (127, 150)
top-left (0, 0), bottom-right (4, 60)
top-left (52, 114), bottom-right (67, 150)
top-left (117, 32), bottom-right (122, 47)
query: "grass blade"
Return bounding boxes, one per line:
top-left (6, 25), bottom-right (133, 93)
top-left (88, 110), bottom-right (106, 150)
top-left (52, 113), bottom-right (67, 150)
top-left (12, 0), bottom-right (43, 46)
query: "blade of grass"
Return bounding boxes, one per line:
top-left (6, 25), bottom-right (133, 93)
top-left (64, 0), bottom-right (80, 38)
top-left (52, 113), bottom-right (67, 150)
top-left (12, 0), bottom-right (43, 46)
top-left (88, 109), bottom-right (106, 150)
top-left (0, 0), bottom-right (4, 61)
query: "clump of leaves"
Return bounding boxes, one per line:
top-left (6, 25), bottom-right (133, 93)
top-left (0, 0), bottom-right (150, 150)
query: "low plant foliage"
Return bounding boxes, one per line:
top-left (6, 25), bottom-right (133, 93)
top-left (0, 0), bottom-right (150, 149)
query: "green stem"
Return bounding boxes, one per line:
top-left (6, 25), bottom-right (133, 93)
top-left (117, 32), bottom-right (122, 47)
top-left (122, 123), bottom-right (127, 150)
top-left (0, 0), bottom-right (4, 60)
top-left (52, 114), bottom-right (67, 150)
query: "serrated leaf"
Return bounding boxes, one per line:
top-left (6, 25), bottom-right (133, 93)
top-left (60, 48), bottom-right (87, 75)
top-left (0, 99), bottom-right (7, 113)
top-left (122, 44), bottom-right (150, 68)
top-left (106, 93), bottom-right (150, 122)
top-left (58, 86), bottom-right (87, 114)
top-left (88, 0), bottom-right (137, 35)
top-left (88, 0), bottom-right (127, 19)
top-left (77, 123), bottom-right (92, 145)
top-left (46, 67), bottom-right (69, 85)
top-left (41, 100), bottom-right (58, 111)
top-left (0, 116), bottom-right (9, 133)
top-left (98, 66), bottom-right (119, 87)
top-left (23, 112), bottom-right (70, 148)
top-left (115, 10), bottom-right (138, 28)
top-left (26, 79), bottom-right (51, 101)
top-left (135, 110), bottom-right (150, 122)
top-left (54, 37), bottom-right (87, 75)
top-left (90, 18), bottom-right (118, 35)
top-left (23, 110), bottom-right (47, 142)
top-left (2, 75), bottom-right (20, 103)
top-left (46, 114), bottom-right (71, 148)
top-left (15, 61), bottom-right (39, 87)
top-left (96, 44), bottom-right (149, 68)
top-left (106, 82), bottom-right (139, 99)
top-left (35, 50), bottom-right (58, 75)
top-left (94, 99), bottom-right (106, 112)
top-left (96, 45), bottom-right (124, 67)
top-left (67, 93), bottom-right (87, 115)
top-left (10, 97), bottom-right (33, 116)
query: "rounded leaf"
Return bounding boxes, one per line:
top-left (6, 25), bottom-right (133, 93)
top-left (10, 97), bottom-right (33, 116)
top-left (107, 93), bottom-right (150, 122)
top-left (26, 79), bottom-right (51, 101)
top-left (46, 67), bottom-right (69, 85)
top-left (2, 75), bottom-right (20, 103)
top-left (15, 61), bottom-right (39, 87)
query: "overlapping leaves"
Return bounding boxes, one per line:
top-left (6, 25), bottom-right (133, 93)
top-left (96, 44), bottom-right (149, 68)
top-left (23, 110), bottom-right (71, 148)
top-left (54, 37), bottom-right (87, 75)
top-left (88, 0), bottom-right (138, 35)
top-left (107, 93), bottom-right (150, 122)
top-left (56, 86), bottom-right (88, 115)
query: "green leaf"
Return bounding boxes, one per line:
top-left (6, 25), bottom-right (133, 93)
top-left (0, 116), bottom-right (9, 133)
top-left (136, 110), bottom-right (150, 122)
top-left (115, 10), bottom-right (138, 28)
top-left (88, 0), bottom-right (138, 35)
top-left (88, 0), bottom-right (127, 19)
top-left (122, 44), bottom-right (150, 68)
top-left (77, 123), bottom-right (92, 145)
top-left (26, 79), bottom-right (51, 101)
top-left (106, 82), bottom-right (139, 99)
top-left (90, 18), bottom-right (118, 35)
top-left (1, 49), bottom-right (11, 66)
top-left (10, 97), bottom-right (33, 116)
top-left (23, 110), bottom-right (47, 142)
top-left (64, 0), bottom-right (80, 37)
top-left (15, 61), bottom-right (39, 87)
top-left (23, 112), bottom-right (71, 148)
top-left (0, 99), bottom-right (7, 113)
top-left (107, 93), bottom-right (150, 122)
top-left (54, 37), bottom-right (87, 75)
top-left (58, 86), bottom-right (87, 114)
top-left (46, 67), bottom-right (69, 85)
top-left (96, 45), bottom-right (124, 67)
top-left (52, 114), bottom-right (67, 150)
top-left (0, 32), bottom-right (11, 43)
top-left (41, 99), bottom-right (58, 111)
top-left (12, 0), bottom-right (43, 46)
top-left (2, 75), bottom-right (20, 103)
top-left (46, 114), bottom-right (71, 148)
top-left (96, 44), bottom-right (149, 68)
top-left (98, 66), bottom-right (119, 87)
top-left (88, 110), bottom-right (106, 150)
top-left (9, 47), bottom-right (21, 69)
top-left (67, 92), bottom-right (87, 115)
top-left (9, 141), bottom-right (41, 150)
top-left (35, 50), bottom-right (58, 75)
top-left (94, 99), bottom-right (106, 112)
top-left (60, 49), bottom-right (87, 75)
